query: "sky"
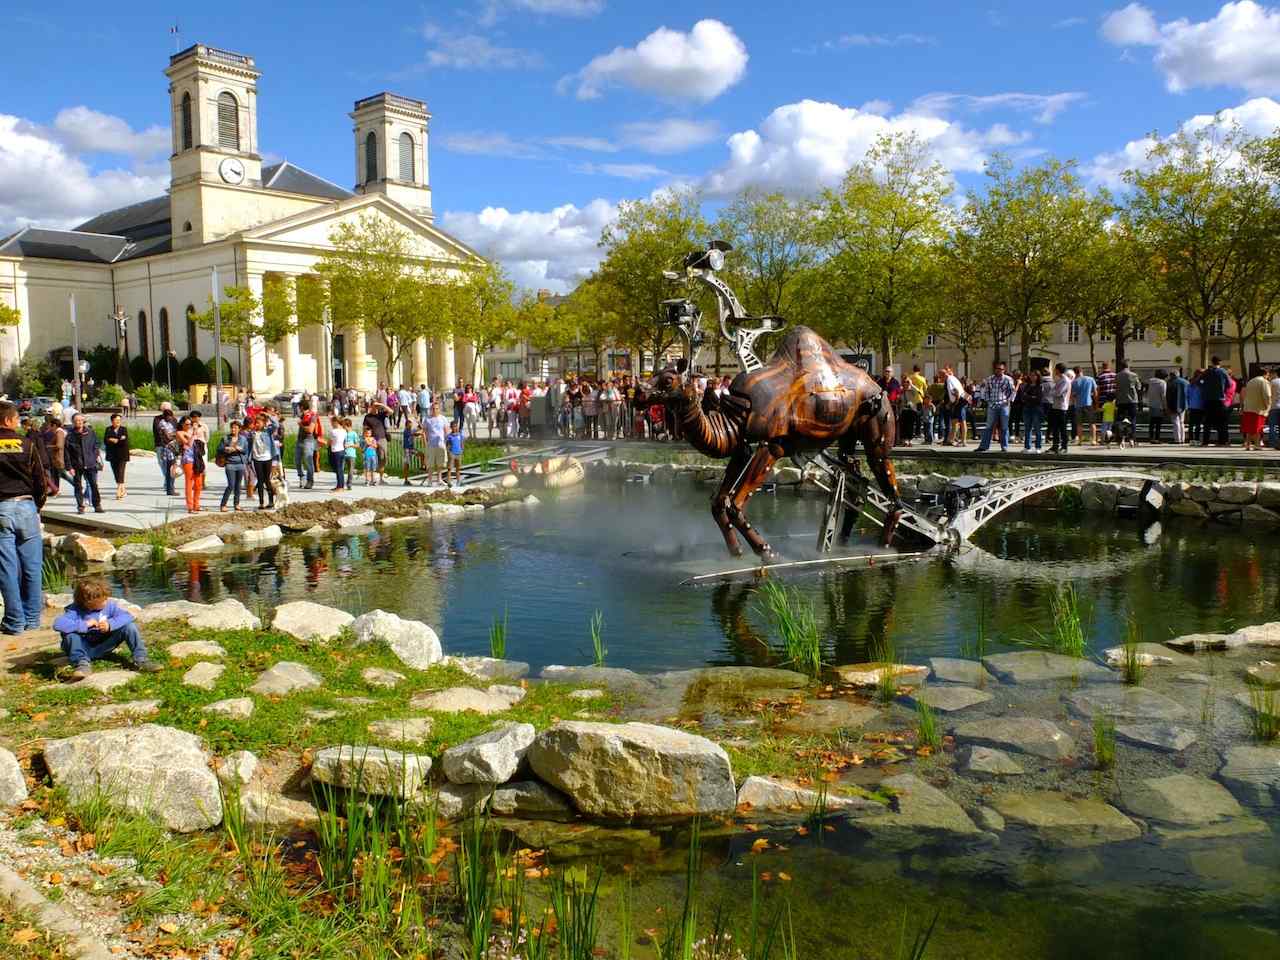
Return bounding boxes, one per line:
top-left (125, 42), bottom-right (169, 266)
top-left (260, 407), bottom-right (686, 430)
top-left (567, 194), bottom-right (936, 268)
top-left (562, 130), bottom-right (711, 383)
top-left (5, 1), bottom-right (1280, 291)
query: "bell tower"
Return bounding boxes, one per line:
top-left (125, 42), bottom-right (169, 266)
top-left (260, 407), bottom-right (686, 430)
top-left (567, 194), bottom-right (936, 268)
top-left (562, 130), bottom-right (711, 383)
top-left (351, 93), bottom-right (433, 220)
top-left (165, 43), bottom-right (263, 249)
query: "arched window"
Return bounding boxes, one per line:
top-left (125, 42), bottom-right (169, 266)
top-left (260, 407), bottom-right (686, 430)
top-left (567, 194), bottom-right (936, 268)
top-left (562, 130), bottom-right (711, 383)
top-left (183, 221), bottom-right (192, 232)
top-left (180, 92), bottom-right (193, 150)
top-left (137, 310), bottom-right (149, 363)
top-left (399, 132), bottom-right (414, 183)
top-left (217, 92), bottom-right (239, 150)
top-left (365, 131), bottom-right (378, 183)
top-left (186, 305), bottom-right (198, 358)
top-left (159, 308), bottom-right (171, 356)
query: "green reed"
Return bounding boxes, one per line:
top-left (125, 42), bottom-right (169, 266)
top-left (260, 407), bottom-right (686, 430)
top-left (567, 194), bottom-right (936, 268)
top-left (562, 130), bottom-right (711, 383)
top-left (915, 698), bottom-right (942, 751)
top-left (590, 609), bottom-right (607, 666)
top-left (1121, 614), bottom-right (1145, 687)
top-left (1248, 687), bottom-right (1280, 742)
top-left (489, 609), bottom-right (508, 660)
top-left (42, 553), bottom-right (68, 593)
top-left (758, 580), bottom-right (825, 679)
top-left (1093, 715), bottom-right (1117, 769)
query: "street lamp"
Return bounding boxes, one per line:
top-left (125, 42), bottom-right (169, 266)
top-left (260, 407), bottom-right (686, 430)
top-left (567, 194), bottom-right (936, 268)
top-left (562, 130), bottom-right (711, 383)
top-left (69, 294), bottom-right (82, 408)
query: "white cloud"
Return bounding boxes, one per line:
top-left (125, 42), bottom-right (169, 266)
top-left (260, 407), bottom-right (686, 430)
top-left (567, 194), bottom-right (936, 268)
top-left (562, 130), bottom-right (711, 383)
top-left (618, 118), bottom-right (718, 153)
top-left (1100, 3), bottom-right (1160, 45)
top-left (1054, 16), bottom-right (1088, 28)
top-left (51, 106), bottom-right (169, 162)
top-left (0, 113), bottom-right (167, 233)
top-left (1102, 2), bottom-right (1280, 94)
top-left (835, 32), bottom-right (935, 46)
top-left (440, 199), bottom-right (618, 292)
top-left (562, 19), bottom-right (748, 102)
top-left (510, 0), bottom-right (603, 14)
top-left (702, 99), bottom-right (1025, 197)
top-left (911, 91), bottom-right (1087, 124)
top-left (440, 131), bottom-right (541, 158)
top-left (576, 162), bottom-right (669, 180)
top-left (1085, 96), bottom-right (1280, 186)
top-left (544, 135), bottom-right (619, 152)
top-left (421, 23), bottom-right (542, 70)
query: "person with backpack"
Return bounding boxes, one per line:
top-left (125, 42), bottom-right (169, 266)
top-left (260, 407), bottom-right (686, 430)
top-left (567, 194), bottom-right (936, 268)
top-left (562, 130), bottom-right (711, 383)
top-left (217, 420), bottom-right (250, 511)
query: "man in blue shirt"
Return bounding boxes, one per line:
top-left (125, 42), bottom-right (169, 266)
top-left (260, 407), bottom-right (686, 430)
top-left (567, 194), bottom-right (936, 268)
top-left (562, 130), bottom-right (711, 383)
top-left (975, 361), bottom-right (1015, 452)
top-left (446, 422), bottom-right (464, 487)
top-left (1200, 357), bottom-right (1231, 447)
top-left (53, 575), bottom-right (159, 681)
top-left (1070, 367), bottom-right (1097, 444)
top-left (1167, 369), bottom-right (1190, 444)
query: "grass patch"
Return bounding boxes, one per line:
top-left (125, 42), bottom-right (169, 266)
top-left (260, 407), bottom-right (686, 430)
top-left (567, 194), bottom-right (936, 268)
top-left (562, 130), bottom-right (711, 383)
top-left (871, 635), bottom-right (899, 705)
top-left (1093, 715), bottom-right (1116, 770)
top-left (1120, 614), bottom-right (1145, 687)
top-left (41, 553), bottom-right (68, 593)
top-left (757, 581), bottom-right (825, 680)
top-left (1247, 687), bottom-right (1280, 742)
top-left (914, 698), bottom-right (942, 751)
top-left (1016, 584), bottom-right (1090, 659)
top-left (590, 609), bottom-right (607, 667)
top-left (489, 610), bottom-right (508, 660)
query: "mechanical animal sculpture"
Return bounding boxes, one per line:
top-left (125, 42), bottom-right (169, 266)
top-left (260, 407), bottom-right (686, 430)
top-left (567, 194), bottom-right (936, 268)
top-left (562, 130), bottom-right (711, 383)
top-left (639, 242), bottom-right (905, 561)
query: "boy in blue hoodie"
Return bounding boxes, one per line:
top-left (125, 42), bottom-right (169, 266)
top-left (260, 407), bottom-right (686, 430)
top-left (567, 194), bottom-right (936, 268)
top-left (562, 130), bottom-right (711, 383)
top-left (53, 575), bottom-right (159, 681)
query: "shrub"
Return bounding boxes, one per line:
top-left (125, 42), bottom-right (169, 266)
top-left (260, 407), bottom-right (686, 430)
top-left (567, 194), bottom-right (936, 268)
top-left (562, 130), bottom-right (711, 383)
top-left (153, 355), bottom-right (180, 390)
top-left (7, 353), bottom-right (59, 397)
top-left (86, 344), bottom-right (117, 384)
top-left (134, 382), bottom-right (175, 410)
top-left (94, 383), bottom-right (125, 407)
top-left (177, 355), bottom-right (207, 390)
top-left (129, 355), bottom-right (153, 387)
top-left (206, 356), bottom-right (236, 385)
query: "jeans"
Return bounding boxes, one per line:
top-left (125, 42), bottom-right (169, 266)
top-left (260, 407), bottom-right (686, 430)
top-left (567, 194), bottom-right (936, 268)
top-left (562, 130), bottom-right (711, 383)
top-left (977, 403), bottom-right (1010, 451)
top-left (60, 622), bottom-right (148, 667)
top-left (923, 411), bottom-right (935, 444)
top-left (1188, 408), bottom-right (1204, 442)
top-left (1148, 413), bottom-right (1166, 443)
top-left (1048, 409), bottom-right (1069, 451)
top-left (1202, 407), bottom-right (1230, 446)
top-left (254, 459), bottom-right (275, 507)
top-left (1116, 402), bottom-right (1139, 443)
top-left (72, 468), bottom-right (101, 511)
top-left (157, 448), bottom-right (176, 496)
top-left (1269, 409), bottom-right (1280, 450)
top-left (1023, 405), bottom-right (1044, 450)
top-left (221, 466), bottom-right (244, 508)
top-left (330, 451), bottom-right (346, 488)
top-left (298, 438), bottom-right (316, 484)
top-left (0, 499), bottom-right (42, 634)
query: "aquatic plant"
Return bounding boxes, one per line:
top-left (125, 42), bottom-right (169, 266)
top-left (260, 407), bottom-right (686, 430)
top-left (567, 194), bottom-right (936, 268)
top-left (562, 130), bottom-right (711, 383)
top-left (915, 698), bottom-right (942, 751)
top-left (872, 635), bottom-right (899, 704)
top-left (758, 580), bottom-right (824, 679)
top-left (1247, 686), bottom-right (1280, 742)
top-left (659, 818), bottom-right (703, 960)
top-left (1017, 584), bottom-right (1089, 659)
top-left (896, 908), bottom-right (941, 960)
top-left (549, 865), bottom-right (605, 960)
top-left (455, 811), bottom-right (496, 960)
top-left (960, 596), bottom-right (989, 685)
top-left (41, 553), bottom-right (68, 593)
top-left (1120, 614), bottom-right (1145, 687)
top-left (489, 609), bottom-right (508, 660)
top-left (590, 609), bottom-right (607, 666)
top-left (1093, 715), bottom-right (1117, 769)
top-left (142, 511), bottom-right (174, 562)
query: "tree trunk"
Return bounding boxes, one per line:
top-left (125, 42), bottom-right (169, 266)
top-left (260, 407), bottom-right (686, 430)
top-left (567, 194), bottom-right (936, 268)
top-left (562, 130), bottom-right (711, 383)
top-left (1115, 332), bottom-right (1127, 366)
top-left (1197, 325), bottom-right (1209, 369)
top-left (1238, 337), bottom-right (1249, 378)
top-left (1019, 325), bottom-right (1032, 372)
top-left (1087, 332), bottom-right (1098, 376)
top-left (880, 334), bottom-right (891, 371)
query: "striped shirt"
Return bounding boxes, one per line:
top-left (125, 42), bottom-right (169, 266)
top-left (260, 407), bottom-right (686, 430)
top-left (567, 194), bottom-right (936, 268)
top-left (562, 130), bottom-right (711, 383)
top-left (980, 373), bottom-right (1015, 405)
top-left (1096, 370), bottom-right (1116, 401)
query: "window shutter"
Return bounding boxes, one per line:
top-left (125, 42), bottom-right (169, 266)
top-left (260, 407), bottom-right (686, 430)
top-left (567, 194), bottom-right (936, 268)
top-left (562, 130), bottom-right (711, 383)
top-left (399, 133), bottom-right (414, 183)
top-left (181, 93), bottom-right (193, 150)
top-left (365, 132), bottom-right (378, 183)
top-left (217, 93), bottom-right (240, 150)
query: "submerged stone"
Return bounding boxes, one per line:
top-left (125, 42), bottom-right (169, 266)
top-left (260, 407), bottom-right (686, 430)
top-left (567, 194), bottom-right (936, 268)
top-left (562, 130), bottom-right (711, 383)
top-left (991, 792), bottom-right (1141, 848)
top-left (1217, 746), bottom-right (1280, 807)
top-left (981, 652), bottom-right (1110, 684)
top-left (1114, 722), bottom-right (1197, 753)
top-left (954, 717), bottom-right (1074, 760)
top-left (901, 685), bottom-right (993, 713)
top-left (1064, 686), bottom-right (1188, 722)
top-left (852, 773), bottom-right (981, 850)
top-left (540, 665), bottom-right (656, 691)
top-left (959, 745), bottom-right (1025, 776)
top-left (735, 775), bottom-right (882, 817)
top-left (833, 663), bottom-right (929, 688)
top-left (776, 700), bottom-right (880, 735)
top-left (1165, 632), bottom-right (1246, 652)
top-left (927, 658), bottom-right (988, 685)
top-left (1101, 643), bottom-right (1195, 668)
top-left (1122, 774), bottom-right (1244, 825)
top-left (490, 781), bottom-right (575, 820)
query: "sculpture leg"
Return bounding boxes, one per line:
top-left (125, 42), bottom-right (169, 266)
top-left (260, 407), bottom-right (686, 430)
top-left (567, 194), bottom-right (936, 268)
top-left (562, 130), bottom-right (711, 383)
top-left (727, 443), bottom-right (781, 560)
top-left (864, 413), bottom-right (904, 547)
top-left (711, 445), bottom-right (751, 557)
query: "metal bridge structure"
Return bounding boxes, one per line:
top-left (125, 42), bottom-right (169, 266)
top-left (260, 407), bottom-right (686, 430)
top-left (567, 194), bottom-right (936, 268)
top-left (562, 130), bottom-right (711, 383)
top-left (450, 443), bottom-right (614, 489)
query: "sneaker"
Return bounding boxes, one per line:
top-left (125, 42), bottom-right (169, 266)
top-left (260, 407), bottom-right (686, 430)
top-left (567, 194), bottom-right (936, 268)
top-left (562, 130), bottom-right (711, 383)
top-left (69, 663), bottom-right (93, 682)
top-left (134, 659), bottom-right (162, 674)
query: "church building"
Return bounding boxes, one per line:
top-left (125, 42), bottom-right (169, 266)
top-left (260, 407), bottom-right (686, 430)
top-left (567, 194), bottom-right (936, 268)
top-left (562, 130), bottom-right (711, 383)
top-left (0, 42), bottom-right (484, 395)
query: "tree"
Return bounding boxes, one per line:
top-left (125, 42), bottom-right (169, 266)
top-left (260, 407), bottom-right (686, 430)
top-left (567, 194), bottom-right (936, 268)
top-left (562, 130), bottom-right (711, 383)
top-left (316, 214), bottom-right (454, 382)
top-left (515, 293), bottom-right (571, 372)
top-left (596, 188), bottom-right (708, 372)
top-left (555, 278), bottom-right (621, 373)
top-left (451, 261), bottom-right (516, 384)
top-left (0, 303), bottom-right (19, 330)
top-left (929, 238), bottom-right (987, 376)
top-left (815, 132), bottom-right (953, 365)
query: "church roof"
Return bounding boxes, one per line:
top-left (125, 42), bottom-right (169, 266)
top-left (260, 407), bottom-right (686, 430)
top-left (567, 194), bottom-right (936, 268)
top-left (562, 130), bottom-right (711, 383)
top-left (74, 196), bottom-right (171, 240)
top-left (0, 227), bottom-right (128, 264)
top-left (261, 161), bottom-right (351, 200)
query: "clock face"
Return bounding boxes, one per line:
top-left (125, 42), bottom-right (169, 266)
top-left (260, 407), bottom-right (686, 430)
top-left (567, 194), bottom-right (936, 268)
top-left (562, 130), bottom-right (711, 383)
top-left (219, 157), bottom-right (245, 185)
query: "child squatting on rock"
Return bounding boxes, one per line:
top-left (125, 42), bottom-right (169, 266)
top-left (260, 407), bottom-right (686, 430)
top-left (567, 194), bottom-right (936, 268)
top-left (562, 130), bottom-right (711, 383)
top-left (53, 575), bottom-right (160, 681)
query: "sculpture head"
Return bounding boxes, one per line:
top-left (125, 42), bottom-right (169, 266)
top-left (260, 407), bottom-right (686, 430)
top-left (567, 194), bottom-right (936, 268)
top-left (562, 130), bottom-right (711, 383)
top-left (639, 357), bottom-right (690, 405)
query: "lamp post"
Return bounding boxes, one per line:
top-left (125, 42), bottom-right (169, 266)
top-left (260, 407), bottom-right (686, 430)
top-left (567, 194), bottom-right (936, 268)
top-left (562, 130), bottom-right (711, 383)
top-left (69, 294), bottom-right (82, 408)
top-left (212, 266), bottom-right (224, 425)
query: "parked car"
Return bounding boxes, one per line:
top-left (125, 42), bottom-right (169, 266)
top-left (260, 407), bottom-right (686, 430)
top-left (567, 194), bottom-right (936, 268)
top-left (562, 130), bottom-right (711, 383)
top-left (30, 397), bottom-right (56, 416)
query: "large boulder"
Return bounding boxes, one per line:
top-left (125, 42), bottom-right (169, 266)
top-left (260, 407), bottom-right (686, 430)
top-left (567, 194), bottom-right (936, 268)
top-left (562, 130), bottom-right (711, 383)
top-left (1233, 622), bottom-right (1280, 647)
top-left (441, 722), bottom-right (536, 785)
top-left (240, 791), bottom-right (320, 831)
top-left (231, 525), bottom-right (283, 547)
top-left (991, 791), bottom-right (1140, 848)
top-left (735, 775), bottom-right (882, 817)
top-left (249, 661), bottom-right (323, 696)
top-left (1081, 480), bottom-right (1120, 513)
top-left (336, 510), bottom-right (376, 529)
top-left (527, 721), bottom-right (737, 818)
top-left (432, 782), bottom-right (492, 821)
top-left (43, 725), bottom-right (222, 832)
top-left (490, 781), bottom-right (575, 820)
top-left (351, 610), bottom-right (441, 669)
top-left (1121, 774), bottom-right (1244, 825)
top-left (137, 600), bottom-right (209, 624)
top-left (410, 685), bottom-right (525, 715)
top-left (0, 747), bottom-right (27, 806)
top-left (178, 535), bottom-right (225, 555)
top-left (954, 717), bottom-right (1074, 759)
top-left (69, 534), bottom-right (116, 564)
top-left (833, 663), bottom-right (929, 688)
top-left (1218, 746), bottom-right (1280, 807)
top-left (271, 601), bottom-right (353, 643)
top-left (981, 652), bottom-right (1110, 684)
top-left (112, 542), bottom-right (174, 568)
top-left (187, 598), bottom-right (260, 631)
top-left (1257, 482), bottom-right (1280, 510)
top-left (1216, 481), bottom-right (1257, 505)
top-left (1242, 505), bottom-right (1280, 529)
top-left (310, 745), bottom-right (432, 799)
top-left (852, 774), bottom-right (981, 850)
top-left (1165, 631), bottom-right (1247, 651)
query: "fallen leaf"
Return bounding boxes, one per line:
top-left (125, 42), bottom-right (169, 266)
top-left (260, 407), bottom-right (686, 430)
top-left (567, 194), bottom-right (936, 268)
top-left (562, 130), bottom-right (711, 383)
top-left (750, 838), bottom-right (770, 854)
top-left (778, 871), bottom-right (792, 882)
top-left (159, 922), bottom-right (179, 934)
top-left (47, 871), bottom-right (63, 885)
top-left (11, 928), bottom-right (41, 944)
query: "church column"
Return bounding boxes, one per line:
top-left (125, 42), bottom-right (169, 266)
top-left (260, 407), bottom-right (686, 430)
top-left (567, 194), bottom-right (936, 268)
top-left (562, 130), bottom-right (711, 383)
top-left (245, 271), bottom-right (272, 393)
top-left (433, 336), bottom-right (456, 390)
top-left (279, 275), bottom-right (300, 389)
top-left (454, 337), bottom-right (476, 387)
top-left (349, 325), bottom-right (372, 392)
top-left (412, 338), bottom-right (429, 386)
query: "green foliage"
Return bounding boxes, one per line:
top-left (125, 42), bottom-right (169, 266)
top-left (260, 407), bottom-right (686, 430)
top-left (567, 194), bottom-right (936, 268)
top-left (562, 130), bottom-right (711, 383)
top-left (93, 382), bottom-right (125, 407)
top-left (177, 355), bottom-right (208, 390)
top-left (915, 697), bottom-right (942, 751)
top-left (1121, 614), bottom-right (1145, 687)
top-left (872, 635), bottom-right (900, 704)
top-left (489, 610), bottom-right (507, 660)
top-left (134, 382), bottom-right (175, 410)
top-left (1018, 584), bottom-right (1089, 659)
top-left (42, 554), bottom-right (68, 593)
top-left (152, 355), bottom-right (179, 389)
top-left (1247, 687), bottom-right (1280, 742)
top-left (589, 609), bottom-right (607, 666)
top-left (206, 356), bottom-right (235, 385)
top-left (129, 355), bottom-right (153, 388)
top-left (9, 353), bottom-right (59, 397)
top-left (897, 908), bottom-right (941, 960)
top-left (1093, 714), bottom-right (1117, 769)
top-left (0, 301), bottom-right (21, 329)
top-left (85, 343), bottom-right (118, 384)
top-left (453, 260), bottom-right (517, 383)
top-left (757, 579), bottom-right (825, 679)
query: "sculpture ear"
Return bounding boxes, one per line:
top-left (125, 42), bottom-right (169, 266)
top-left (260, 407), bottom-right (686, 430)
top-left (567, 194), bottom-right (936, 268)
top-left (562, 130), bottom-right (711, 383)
top-left (675, 358), bottom-right (688, 374)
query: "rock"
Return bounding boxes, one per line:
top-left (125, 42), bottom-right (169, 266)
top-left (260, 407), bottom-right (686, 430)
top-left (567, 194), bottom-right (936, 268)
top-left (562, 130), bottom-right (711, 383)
top-left (351, 610), bottom-right (442, 669)
top-left (410, 685), bottom-right (526, 715)
top-left (568, 689), bottom-right (605, 701)
top-left (1165, 632), bottom-right (1246, 651)
top-left (853, 774), bottom-right (981, 850)
top-left (1246, 662), bottom-right (1280, 688)
top-left (918, 473), bottom-right (950, 495)
top-left (991, 792), bottom-right (1141, 848)
top-left (424, 503), bottom-right (467, 520)
top-left (271, 601), bottom-right (353, 643)
top-left (249, 661), bottom-right (323, 696)
top-left (302, 524), bottom-right (327, 537)
top-left (1242, 504), bottom-right (1280, 529)
top-left (490, 781), bottom-right (575, 820)
top-left (442, 722), bottom-right (536, 785)
top-left (367, 717), bottom-right (434, 743)
top-left (443, 656), bottom-right (530, 681)
top-left (657, 666), bottom-right (811, 694)
top-left (1218, 746), bottom-right (1280, 806)
top-left (136, 600), bottom-right (208, 624)
top-left (43, 725), bottom-right (222, 832)
top-left (376, 515), bottom-right (419, 527)
top-left (361, 667), bottom-right (406, 689)
top-left (231, 524), bottom-right (283, 547)
top-left (215, 750), bottom-right (258, 788)
top-left (1234, 690), bottom-right (1280, 720)
top-left (1185, 483), bottom-right (1215, 503)
top-left (1174, 672), bottom-right (1213, 684)
top-left (540, 665), bottom-right (656, 692)
top-left (776, 700), bottom-right (880, 735)
top-left (1122, 773), bottom-right (1244, 825)
top-left (981, 651), bottom-right (1111, 684)
top-left (1257, 482), bottom-right (1280, 510)
top-left (901, 685), bottom-right (993, 713)
top-left (735, 775), bottom-right (882, 816)
top-left (959, 746), bottom-right (1025, 776)
top-left (80, 669), bottom-right (137, 694)
top-left (1101, 643), bottom-right (1195, 668)
top-left (527, 721), bottom-right (737, 818)
top-left (0, 747), bottom-right (27, 806)
top-left (1081, 480), bottom-right (1120, 512)
top-left (336, 510), bottom-right (376, 528)
top-left (1114, 722), bottom-right (1197, 753)
top-left (310, 745), bottom-right (432, 799)
top-left (954, 717), bottom-right (1074, 760)
top-left (112, 542), bottom-right (173, 567)
top-left (177, 535), bottom-right (225, 555)
top-left (187, 598), bottom-right (261, 631)
top-left (928, 658), bottom-right (988, 685)
top-left (506, 819), bottom-right (660, 858)
top-left (1152, 816), bottom-right (1270, 842)
top-left (1064, 686), bottom-right (1188, 722)
top-left (974, 806), bottom-right (1005, 832)
top-left (1168, 498), bottom-right (1208, 518)
top-left (1233, 622), bottom-right (1280, 647)
top-left (43, 592), bottom-right (72, 610)
top-left (182, 662), bottom-right (225, 691)
top-left (167, 640), bottom-right (227, 659)
top-left (240, 791), bottom-right (320, 830)
top-left (1207, 501), bottom-right (1242, 520)
top-left (69, 534), bottom-right (116, 564)
top-left (79, 700), bottom-right (160, 722)
top-left (204, 697), bottom-right (254, 719)
top-left (833, 662), bottom-right (929, 688)
top-left (431, 782), bottom-right (492, 820)
top-left (1216, 481), bottom-right (1257, 504)
top-left (305, 708), bottom-right (340, 722)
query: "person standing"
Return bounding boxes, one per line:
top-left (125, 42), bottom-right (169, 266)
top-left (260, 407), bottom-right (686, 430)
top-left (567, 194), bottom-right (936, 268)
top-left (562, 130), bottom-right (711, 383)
top-left (1269, 366), bottom-right (1280, 450)
top-left (175, 416), bottom-right (206, 514)
top-left (1167, 369), bottom-right (1189, 445)
top-left (217, 420), bottom-right (249, 511)
top-left (1242, 367), bottom-right (1273, 451)
top-left (295, 401), bottom-right (318, 490)
top-left (1187, 371), bottom-right (1205, 444)
top-left (40, 415), bottom-right (71, 495)
top-left (0, 400), bottom-right (47, 635)
top-left (1020, 371), bottom-right (1045, 452)
top-left (1200, 357), bottom-right (1231, 447)
top-left (944, 366), bottom-right (970, 446)
top-left (417, 383), bottom-right (432, 425)
top-left (1070, 366), bottom-right (1097, 443)
top-left (152, 403), bottom-right (177, 496)
top-left (1146, 370), bottom-right (1168, 444)
top-left (362, 402), bottom-right (390, 484)
top-left (328, 415), bottom-right (348, 490)
top-left (249, 414), bottom-right (278, 510)
top-left (1047, 363), bottom-right (1074, 454)
top-left (1114, 361), bottom-right (1141, 446)
top-left (65, 413), bottom-right (104, 515)
top-left (103, 412), bottom-right (130, 500)
top-left (424, 402), bottom-right (450, 487)
top-left (976, 361), bottom-right (1015, 453)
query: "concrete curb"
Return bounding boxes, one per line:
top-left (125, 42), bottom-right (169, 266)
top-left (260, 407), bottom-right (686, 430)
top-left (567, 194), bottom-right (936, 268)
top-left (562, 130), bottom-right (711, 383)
top-left (0, 861), bottom-right (115, 960)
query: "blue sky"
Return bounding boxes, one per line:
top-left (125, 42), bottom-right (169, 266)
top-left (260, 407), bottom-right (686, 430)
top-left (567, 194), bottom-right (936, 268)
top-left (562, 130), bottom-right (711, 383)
top-left (5, 2), bottom-right (1280, 289)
